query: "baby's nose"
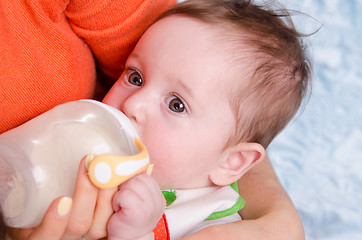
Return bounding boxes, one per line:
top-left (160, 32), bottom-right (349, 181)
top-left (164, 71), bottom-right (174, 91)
top-left (121, 91), bottom-right (153, 124)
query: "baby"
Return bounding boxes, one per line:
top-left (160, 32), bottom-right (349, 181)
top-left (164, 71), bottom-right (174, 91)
top-left (102, 0), bottom-right (311, 239)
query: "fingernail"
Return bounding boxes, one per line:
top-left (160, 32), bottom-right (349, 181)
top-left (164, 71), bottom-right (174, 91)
top-left (146, 164), bottom-right (154, 176)
top-left (85, 154), bottom-right (95, 170)
top-left (57, 197), bottom-right (72, 217)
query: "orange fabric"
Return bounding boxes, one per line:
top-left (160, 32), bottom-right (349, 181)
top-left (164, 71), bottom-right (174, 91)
top-left (153, 214), bottom-right (170, 240)
top-left (0, 0), bottom-right (175, 133)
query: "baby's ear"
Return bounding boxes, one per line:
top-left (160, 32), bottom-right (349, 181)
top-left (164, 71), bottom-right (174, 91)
top-left (209, 142), bottom-right (265, 186)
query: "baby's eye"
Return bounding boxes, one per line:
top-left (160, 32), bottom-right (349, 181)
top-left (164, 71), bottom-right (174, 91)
top-left (166, 95), bottom-right (186, 113)
top-left (127, 71), bottom-right (143, 87)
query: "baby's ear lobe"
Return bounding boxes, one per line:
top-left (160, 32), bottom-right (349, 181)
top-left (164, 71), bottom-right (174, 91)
top-left (209, 142), bottom-right (265, 186)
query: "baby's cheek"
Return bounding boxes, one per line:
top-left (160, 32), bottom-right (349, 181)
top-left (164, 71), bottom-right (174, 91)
top-left (151, 161), bottom-right (182, 189)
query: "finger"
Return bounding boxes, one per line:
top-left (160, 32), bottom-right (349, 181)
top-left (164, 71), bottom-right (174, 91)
top-left (62, 156), bottom-right (99, 239)
top-left (113, 176), bottom-right (148, 210)
top-left (127, 174), bottom-right (164, 205)
top-left (121, 174), bottom-right (159, 199)
top-left (85, 187), bottom-right (117, 240)
top-left (27, 196), bottom-right (72, 240)
top-left (146, 163), bottom-right (154, 176)
top-left (113, 175), bottom-right (164, 214)
top-left (113, 186), bottom-right (145, 211)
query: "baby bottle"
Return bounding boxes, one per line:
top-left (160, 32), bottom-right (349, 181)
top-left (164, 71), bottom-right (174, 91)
top-left (0, 100), bottom-right (149, 228)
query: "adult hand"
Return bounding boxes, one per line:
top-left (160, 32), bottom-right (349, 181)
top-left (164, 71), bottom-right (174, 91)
top-left (7, 156), bottom-right (116, 240)
top-left (6, 196), bottom-right (72, 239)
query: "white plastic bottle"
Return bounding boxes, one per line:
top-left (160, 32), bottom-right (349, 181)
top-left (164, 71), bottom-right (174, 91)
top-left (0, 100), bottom-right (146, 228)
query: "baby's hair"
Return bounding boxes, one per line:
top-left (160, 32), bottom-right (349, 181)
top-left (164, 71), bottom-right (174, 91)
top-left (0, 211), bottom-right (5, 239)
top-left (159, 0), bottom-right (312, 148)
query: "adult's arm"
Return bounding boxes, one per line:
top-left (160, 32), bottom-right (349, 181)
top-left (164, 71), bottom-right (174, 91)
top-left (0, 0), bottom-right (175, 133)
top-left (65, 0), bottom-right (175, 83)
top-left (180, 155), bottom-right (305, 240)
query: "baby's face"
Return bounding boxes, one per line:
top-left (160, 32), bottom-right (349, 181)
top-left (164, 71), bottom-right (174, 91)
top-left (103, 16), bottom-right (239, 189)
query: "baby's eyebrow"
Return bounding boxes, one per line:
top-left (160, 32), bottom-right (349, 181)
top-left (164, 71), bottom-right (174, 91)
top-left (130, 51), bottom-right (194, 99)
top-left (175, 78), bottom-right (193, 99)
top-left (128, 52), bottom-right (140, 62)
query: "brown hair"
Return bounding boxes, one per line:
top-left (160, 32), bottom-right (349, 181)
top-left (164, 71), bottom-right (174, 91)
top-left (159, 0), bottom-right (311, 148)
top-left (0, 212), bottom-right (5, 240)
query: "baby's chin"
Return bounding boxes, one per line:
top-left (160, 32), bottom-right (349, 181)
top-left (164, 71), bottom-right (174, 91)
top-left (157, 178), bottom-right (214, 190)
top-left (155, 178), bottom-right (182, 190)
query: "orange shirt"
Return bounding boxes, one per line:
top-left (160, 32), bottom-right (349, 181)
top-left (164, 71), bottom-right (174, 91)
top-left (0, 0), bottom-right (175, 133)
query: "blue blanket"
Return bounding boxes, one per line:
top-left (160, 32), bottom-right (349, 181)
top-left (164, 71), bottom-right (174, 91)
top-left (268, 1), bottom-right (362, 239)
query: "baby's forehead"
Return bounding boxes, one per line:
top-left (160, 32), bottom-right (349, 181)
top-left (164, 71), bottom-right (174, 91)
top-left (169, 16), bottom-right (255, 85)
top-left (143, 15), bottom-right (255, 93)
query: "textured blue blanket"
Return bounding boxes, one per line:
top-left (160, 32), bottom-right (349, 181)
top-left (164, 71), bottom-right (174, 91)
top-left (268, 1), bottom-right (362, 239)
